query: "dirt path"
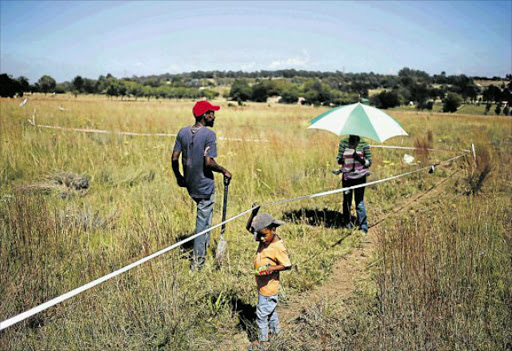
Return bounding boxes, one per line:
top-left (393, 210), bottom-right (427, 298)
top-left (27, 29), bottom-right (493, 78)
top-left (279, 170), bottom-right (460, 328)
top-left (226, 171), bottom-right (461, 350)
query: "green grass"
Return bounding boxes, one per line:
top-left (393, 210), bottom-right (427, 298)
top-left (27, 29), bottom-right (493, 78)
top-left (1, 94), bottom-right (511, 350)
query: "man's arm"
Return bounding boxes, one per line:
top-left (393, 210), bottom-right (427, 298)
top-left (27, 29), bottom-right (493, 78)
top-left (171, 151), bottom-right (186, 187)
top-left (204, 156), bottom-right (232, 179)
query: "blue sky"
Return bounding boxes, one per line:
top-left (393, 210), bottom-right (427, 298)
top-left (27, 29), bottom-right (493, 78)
top-left (1, 1), bottom-right (511, 83)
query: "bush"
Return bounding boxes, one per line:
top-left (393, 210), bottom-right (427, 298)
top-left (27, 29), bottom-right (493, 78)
top-left (442, 92), bottom-right (462, 112)
top-left (371, 90), bottom-right (401, 109)
top-left (495, 103), bottom-right (502, 115)
top-left (280, 88), bottom-right (300, 104)
top-left (229, 79), bottom-right (252, 101)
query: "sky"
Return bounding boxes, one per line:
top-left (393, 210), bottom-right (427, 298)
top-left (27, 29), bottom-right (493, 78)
top-left (1, 0), bottom-right (511, 83)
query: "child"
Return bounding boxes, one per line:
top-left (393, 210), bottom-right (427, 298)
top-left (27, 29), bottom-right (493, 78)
top-left (250, 212), bottom-right (292, 349)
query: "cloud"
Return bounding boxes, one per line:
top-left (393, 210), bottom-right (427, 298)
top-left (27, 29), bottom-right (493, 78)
top-left (166, 64), bottom-right (181, 72)
top-left (240, 62), bottom-right (257, 70)
top-left (268, 51), bottom-right (310, 69)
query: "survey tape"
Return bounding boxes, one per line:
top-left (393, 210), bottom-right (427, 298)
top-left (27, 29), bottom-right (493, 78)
top-left (370, 144), bottom-right (470, 153)
top-left (0, 151), bottom-right (469, 331)
top-left (269, 153), bottom-right (467, 206)
top-left (28, 119), bottom-right (265, 143)
top-left (28, 120), bottom-right (469, 152)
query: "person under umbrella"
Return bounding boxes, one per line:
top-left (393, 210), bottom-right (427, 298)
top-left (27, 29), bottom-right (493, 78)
top-left (335, 134), bottom-right (371, 233)
top-left (308, 102), bottom-right (407, 234)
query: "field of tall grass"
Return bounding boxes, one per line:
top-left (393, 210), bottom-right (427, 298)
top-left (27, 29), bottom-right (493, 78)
top-left (1, 94), bottom-right (510, 350)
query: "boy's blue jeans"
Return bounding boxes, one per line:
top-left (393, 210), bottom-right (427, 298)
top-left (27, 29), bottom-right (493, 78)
top-left (192, 193), bottom-right (214, 268)
top-left (256, 294), bottom-right (280, 342)
top-left (342, 176), bottom-right (368, 233)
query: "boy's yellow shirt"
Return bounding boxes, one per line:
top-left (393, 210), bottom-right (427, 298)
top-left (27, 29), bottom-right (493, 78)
top-left (254, 239), bottom-right (291, 296)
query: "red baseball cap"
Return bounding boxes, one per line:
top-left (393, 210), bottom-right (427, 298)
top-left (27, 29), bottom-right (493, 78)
top-left (192, 100), bottom-right (220, 117)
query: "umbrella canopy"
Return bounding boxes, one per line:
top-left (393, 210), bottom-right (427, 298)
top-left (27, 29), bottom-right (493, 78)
top-left (308, 102), bottom-right (408, 143)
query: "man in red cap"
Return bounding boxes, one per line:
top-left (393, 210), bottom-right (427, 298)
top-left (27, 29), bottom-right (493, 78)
top-left (172, 100), bottom-right (232, 270)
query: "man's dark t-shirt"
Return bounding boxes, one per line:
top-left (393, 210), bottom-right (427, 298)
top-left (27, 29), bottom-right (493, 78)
top-left (173, 126), bottom-right (218, 198)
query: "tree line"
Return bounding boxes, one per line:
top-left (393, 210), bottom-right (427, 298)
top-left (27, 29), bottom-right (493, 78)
top-left (1, 68), bottom-right (511, 114)
top-left (0, 73), bottom-right (219, 101)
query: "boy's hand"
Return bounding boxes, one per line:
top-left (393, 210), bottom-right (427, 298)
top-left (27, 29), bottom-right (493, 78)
top-left (254, 264), bottom-right (271, 276)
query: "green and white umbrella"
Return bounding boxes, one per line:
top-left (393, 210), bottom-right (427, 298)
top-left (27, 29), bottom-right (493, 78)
top-left (308, 102), bottom-right (408, 143)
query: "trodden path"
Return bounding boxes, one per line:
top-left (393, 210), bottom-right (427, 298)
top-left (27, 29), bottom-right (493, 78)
top-left (279, 170), bottom-right (461, 343)
top-left (226, 170), bottom-right (461, 351)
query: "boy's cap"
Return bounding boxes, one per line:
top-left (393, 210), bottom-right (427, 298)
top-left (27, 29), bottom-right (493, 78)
top-left (193, 100), bottom-right (220, 117)
top-left (251, 213), bottom-right (285, 233)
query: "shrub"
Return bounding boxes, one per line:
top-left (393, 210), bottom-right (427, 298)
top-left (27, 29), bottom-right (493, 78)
top-left (442, 92), bottom-right (462, 112)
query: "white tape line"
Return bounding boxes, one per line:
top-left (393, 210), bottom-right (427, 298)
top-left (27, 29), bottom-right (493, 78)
top-left (30, 124), bottom-right (267, 142)
top-left (30, 124), bottom-right (469, 151)
top-left (0, 206), bottom-right (258, 331)
top-left (270, 153), bottom-right (468, 206)
top-left (370, 145), bottom-right (467, 153)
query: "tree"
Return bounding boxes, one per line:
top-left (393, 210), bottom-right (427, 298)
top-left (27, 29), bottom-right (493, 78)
top-left (72, 76), bottom-right (84, 94)
top-left (482, 85), bottom-right (501, 103)
top-left (303, 80), bottom-right (331, 105)
top-left (410, 83), bottom-right (429, 109)
top-left (106, 81), bottom-right (119, 98)
top-left (442, 92), bottom-right (463, 112)
top-left (0, 74), bottom-right (23, 97)
top-left (495, 103), bottom-right (501, 115)
top-left (38, 75), bottom-right (56, 94)
top-left (398, 67), bottom-right (431, 85)
top-left (82, 78), bottom-right (97, 94)
top-left (463, 84), bottom-right (479, 103)
top-left (280, 88), bottom-right (300, 104)
top-left (485, 102), bottom-right (492, 115)
top-left (371, 90), bottom-right (401, 109)
top-left (17, 76), bottom-right (30, 92)
top-left (229, 79), bottom-right (252, 101)
top-left (251, 82), bottom-right (271, 102)
top-left (429, 87), bottom-right (444, 101)
top-left (501, 88), bottom-right (512, 105)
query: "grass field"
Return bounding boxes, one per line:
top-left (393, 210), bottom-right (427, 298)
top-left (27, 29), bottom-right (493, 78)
top-left (390, 102), bottom-right (507, 116)
top-left (1, 94), bottom-right (511, 350)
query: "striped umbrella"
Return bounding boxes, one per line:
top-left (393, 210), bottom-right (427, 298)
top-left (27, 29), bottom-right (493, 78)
top-left (308, 102), bottom-right (408, 143)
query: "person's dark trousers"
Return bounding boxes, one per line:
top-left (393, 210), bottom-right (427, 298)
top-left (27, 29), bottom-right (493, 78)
top-left (191, 193), bottom-right (215, 269)
top-left (342, 175), bottom-right (368, 233)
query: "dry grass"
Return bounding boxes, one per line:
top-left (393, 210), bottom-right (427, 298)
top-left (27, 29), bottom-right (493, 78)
top-left (1, 94), bottom-right (511, 350)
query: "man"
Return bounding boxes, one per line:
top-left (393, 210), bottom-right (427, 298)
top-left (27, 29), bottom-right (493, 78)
top-left (172, 100), bottom-right (232, 269)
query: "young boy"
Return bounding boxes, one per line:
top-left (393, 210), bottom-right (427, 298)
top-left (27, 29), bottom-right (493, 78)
top-left (250, 212), bottom-right (292, 349)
